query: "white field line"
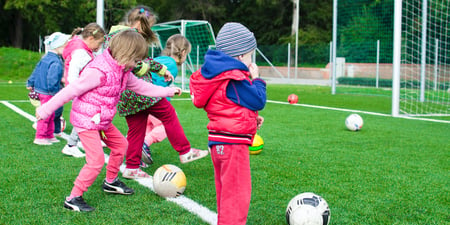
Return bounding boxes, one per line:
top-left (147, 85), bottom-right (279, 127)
top-left (0, 100), bottom-right (218, 225)
top-left (267, 100), bottom-right (450, 124)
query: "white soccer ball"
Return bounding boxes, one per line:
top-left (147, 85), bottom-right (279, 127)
top-left (286, 192), bottom-right (331, 225)
top-left (153, 164), bottom-right (186, 198)
top-left (345, 113), bottom-right (363, 131)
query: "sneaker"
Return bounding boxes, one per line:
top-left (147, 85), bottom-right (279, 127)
top-left (64, 196), bottom-right (95, 212)
top-left (102, 178), bottom-right (134, 195)
top-left (122, 168), bottom-right (150, 179)
top-left (48, 137), bottom-right (60, 143)
top-left (33, 138), bottom-right (52, 145)
top-left (140, 160), bottom-right (149, 168)
top-left (141, 142), bottom-right (153, 165)
top-left (62, 145), bottom-right (86, 158)
top-left (179, 148), bottom-right (209, 164)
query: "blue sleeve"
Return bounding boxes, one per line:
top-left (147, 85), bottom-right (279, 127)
top-left (27, 64), bottom-right (38, 87)
top-left (226, 78), bottom-right (266, 111)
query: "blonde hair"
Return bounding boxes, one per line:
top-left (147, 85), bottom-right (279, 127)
top-left (162, 34), bottom-right (192, 65)
top-left (109, 29), bottom-right (148, 65)
top-left (125, 5), bottom-right (158, 43)
top-left (71, 23), bottom-right (105, 41)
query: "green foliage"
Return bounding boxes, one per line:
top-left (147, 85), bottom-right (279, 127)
top-left (0, 47), bottom-right (42, 82)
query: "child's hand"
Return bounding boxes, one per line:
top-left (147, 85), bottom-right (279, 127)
top-left (35, 108), bottom-right (42, 121)
top-left (248, 63), bottom-right (259, 79)
top-left (173, 87), bottom-right (182, 96)
top-left (256, 115), bottom-right (264, 129)
top-left (164, 70), bottom-right (174, 82)
top-left (26, 86), bottom-right (33, 91)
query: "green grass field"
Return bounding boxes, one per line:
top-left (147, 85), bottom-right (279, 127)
top-left (0, 48), bottom-right (449, 224)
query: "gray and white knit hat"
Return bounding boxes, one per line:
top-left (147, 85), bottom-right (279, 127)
top-left (215, 22), bottom-right (257, 57)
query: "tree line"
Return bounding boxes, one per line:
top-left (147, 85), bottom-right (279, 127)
top-left (0, 0), bottom-right (332, 52)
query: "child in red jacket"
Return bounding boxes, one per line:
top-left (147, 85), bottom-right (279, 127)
top-left (189, 22), bottom-right (267, 225)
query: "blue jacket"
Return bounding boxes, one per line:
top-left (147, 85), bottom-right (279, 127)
top-left (27, 52), bottom-right (64, 95)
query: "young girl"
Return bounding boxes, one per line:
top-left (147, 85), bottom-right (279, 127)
top-left (27, 32), bottom-right (71, 145)
top-left (60, 22), bottom-right (106, 158)
top-left (108, 6), bottom-right (208, 179)
top-left (36, 30), bottom-right (182, 212)
top-left (131, 34), bottom-right (192, 169)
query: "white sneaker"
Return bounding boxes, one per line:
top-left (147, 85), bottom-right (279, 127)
top-left (179, 148), bottom-right (209, 164)
top-left (122, 168), bottom-right (150, 179)
top-left (33, 138), bottom-right (52, 145)
top-left (62, 145), bottom-right (85, 158)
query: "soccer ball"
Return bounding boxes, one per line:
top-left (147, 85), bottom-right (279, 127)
top-left (345, 114), bottom-right (363, 131)
top-left (141, 142), bottom-right (153, 165)
top-left (249, 134), bottom-right (264, 155)
top-left (153, 164), bottom-right (186, 198)
top-left (286, 192), bottom-right (331, 225)
top-left (288, 94), bottom-right (299, 104)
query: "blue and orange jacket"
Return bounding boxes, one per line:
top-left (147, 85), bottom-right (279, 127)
top-left (190, 50), bottom-right (266, 146)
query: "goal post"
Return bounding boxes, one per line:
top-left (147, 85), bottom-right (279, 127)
top-left (392, 0), bottom-right (450, 118)
top-left (151, 20), bottom-right (216, 90)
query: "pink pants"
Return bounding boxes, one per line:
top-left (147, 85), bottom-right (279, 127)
top-left (144, 114), bottom-right (167, 145)
top-left (210, 144), bottom-right (252, 225)
top-left (125, 98), bottom-right (190, 169)
top-left (69, 124), bottom-right (127, 197)
top-left (35, 94), bottom-right (55, 139)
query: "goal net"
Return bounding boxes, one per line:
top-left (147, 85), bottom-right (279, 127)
top-left (393, 0), bottom-right (450, 118)
top-left (151, 20), bottom-right (216, 90)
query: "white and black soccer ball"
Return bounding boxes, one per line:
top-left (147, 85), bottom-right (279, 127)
top-left (345, 113), bottom-right (363, 131)
top-left (153, 164), bottom-right (186, 198)
top-left (286, 192), bottom-right (330, 225)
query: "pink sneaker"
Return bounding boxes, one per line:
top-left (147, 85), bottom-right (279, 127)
top-left (48, 137), bottom-right (60, 143)
top-left (122, 168), bottom-right (150, 179)
top-left (179, 148), bottom-right (209, 164)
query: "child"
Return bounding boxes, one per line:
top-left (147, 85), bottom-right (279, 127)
top-left (189, 22), bottom-right (267, 225)
top-left (109, 6), bottom-right (207, 179)
top-left (36, 30), bottom-right (182, 212)
top-left (27, 32), bottom-right (71, 145)
top-left (133, 34), bottom-right (193, 168)
top-left (61, 22), bottom-right (106, 158)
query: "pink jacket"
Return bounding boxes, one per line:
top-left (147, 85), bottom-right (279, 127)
top-left (37, 49), bottom-right (177, 131)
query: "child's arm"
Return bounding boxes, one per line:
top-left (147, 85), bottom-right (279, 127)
top-left (37, 68), bottom-right (102, 120)
top-left (135, 57), bottom-right (174, 82)
top-left (226, 78), bottom-right (267, 111)
top-left (126, 73), bottom-right (181, 98)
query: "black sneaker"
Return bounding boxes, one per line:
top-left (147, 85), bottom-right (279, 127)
top-left (102, 178), bottom-right (134, 195)
top-left (64, 196), bottom-right (95, 212)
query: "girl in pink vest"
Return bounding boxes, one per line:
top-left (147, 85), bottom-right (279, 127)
top-left (36, 30), bottom-right (181, 212)
top-left (60, 23), bottom-right (105, 158)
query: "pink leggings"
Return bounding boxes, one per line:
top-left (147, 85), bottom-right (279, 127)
top-left (35, 94), bottom-right (55, 139)
top-left (210, 144), bottom-right (252, 225)
top-left (69, 124), bottom-right (127, 197)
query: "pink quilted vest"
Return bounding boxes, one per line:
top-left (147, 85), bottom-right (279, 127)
top-left (70, 49), bottom-right (129, 130)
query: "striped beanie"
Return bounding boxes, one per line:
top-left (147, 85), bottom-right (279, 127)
top-left (215, 22), bottom-right (257, 57)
